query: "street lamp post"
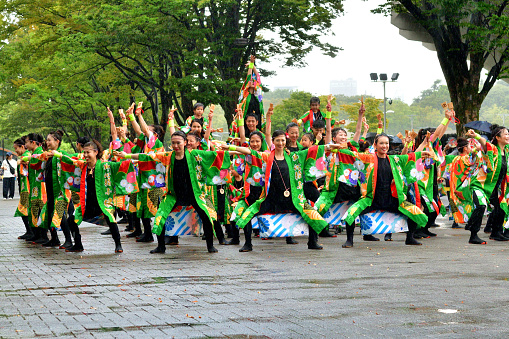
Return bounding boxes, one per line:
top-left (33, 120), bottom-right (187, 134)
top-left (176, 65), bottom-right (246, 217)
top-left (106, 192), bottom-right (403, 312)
top-left (370, 73), bottom-right (399, 133)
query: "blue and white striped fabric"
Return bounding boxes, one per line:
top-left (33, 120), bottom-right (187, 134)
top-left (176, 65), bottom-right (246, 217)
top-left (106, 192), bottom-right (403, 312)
top-left (164, 206), bottom-right (203, 236)
top-left (256, 213), bottom-right (309, 238)
top-left (323, 201), bottom-right (353, 226)
top-left (359, 210), bottom-right (408, 235)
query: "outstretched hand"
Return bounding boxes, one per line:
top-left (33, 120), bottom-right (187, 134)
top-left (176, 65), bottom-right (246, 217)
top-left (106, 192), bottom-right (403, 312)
top-left (135, 102), bottom-right (143, 116)
top-left (113, 151), bottom-right (127, 158)
top-left (107, 107), bottom-right (114, 122)
top-left (465, 129), bottom-right (477, 138)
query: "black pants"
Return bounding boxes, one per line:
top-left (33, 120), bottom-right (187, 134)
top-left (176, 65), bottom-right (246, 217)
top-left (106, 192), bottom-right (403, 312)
top-left (466, 193), bottom-right (487, 235)
top-left (486, 192), bottom-right (506, 236)
top-left (3, 177), bottom-right (15, 198)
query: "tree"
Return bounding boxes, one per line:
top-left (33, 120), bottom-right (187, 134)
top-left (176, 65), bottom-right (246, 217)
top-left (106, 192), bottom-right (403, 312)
top-left (0, 0), bottom-right (345, 135)
top-left (342, 97), bottom-right (384, 133)
top-left (375, 1), bottom-right (509, 135)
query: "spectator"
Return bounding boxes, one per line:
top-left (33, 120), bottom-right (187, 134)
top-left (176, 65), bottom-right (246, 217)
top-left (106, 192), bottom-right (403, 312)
top-left (2, 152), bottom-right (16, 199)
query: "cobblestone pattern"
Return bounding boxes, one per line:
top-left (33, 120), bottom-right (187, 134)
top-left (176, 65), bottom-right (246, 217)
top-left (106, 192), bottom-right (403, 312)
top-left (0, 198), bottom-right (508, 338)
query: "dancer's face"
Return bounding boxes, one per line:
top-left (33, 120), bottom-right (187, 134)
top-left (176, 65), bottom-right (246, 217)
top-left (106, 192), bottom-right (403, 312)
top-left (334, 130), bottom-right (348, 144)
top-left (25, 140), bottom-right (36, 151)
top-left (496, 128), bottom-right (509, 146)
top-left (46, 134), bottom-right (60, 151)
top-left (186, 135), bottom-right (199, 150)
top-left (310, 102), bottom-right (320, 113)
top-left (246, 116), bottom-right (257, 133)
top-left (300, 136), bottom-right (312, 148)
top-left (286, 126), bottom-right (299, 143)
top-left (193, 106), bottom-right (204, 118)
top-left (83, 145), bottom-right (98, 164)
top-left (191, 122), bottom-right (202, 135)
top-left (249, 135), bottom-right (262, 151)
top-left (171, 135), bottom-right (186, 154)
top-left (14, 144), bottom-right (25, 156)
top-left (375, 136), bottom-right (390, 156)
top-left (273, 135), bottom-right (286, 150)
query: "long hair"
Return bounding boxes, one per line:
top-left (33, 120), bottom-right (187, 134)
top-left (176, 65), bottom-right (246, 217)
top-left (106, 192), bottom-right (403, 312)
top-left (83, 140), bottom-right (104, 159)
top-left (490, 124), bottom-right (507, 144)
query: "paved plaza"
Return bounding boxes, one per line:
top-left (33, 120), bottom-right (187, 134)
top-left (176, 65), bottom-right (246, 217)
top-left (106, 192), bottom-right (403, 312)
top-left (1, 195), bottom-right (509, 338)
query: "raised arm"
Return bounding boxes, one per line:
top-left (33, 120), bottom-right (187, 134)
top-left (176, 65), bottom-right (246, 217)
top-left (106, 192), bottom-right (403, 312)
top-left (108, 107), bottom-right (118, 142)
top-left (352, 100), bottom-right (365, 143)
top-left (126, 103), bottom-right (142, 137)
top-left (431, 109), bottom-right (454, 143)
top-left (238, 107), bottom-right (246, 145)
top-left (325, 96), bottom-right (332, 144)
top-left (167, 107), bottom-right (177, 136)
top-left (203, 105), bottom-right (215, 143)
top-left (361, 117), bottom-right (369, 139)
top-left (265, 104), bottom-right (273, 149)
top-left (136, 102), bottom-right (150, 137)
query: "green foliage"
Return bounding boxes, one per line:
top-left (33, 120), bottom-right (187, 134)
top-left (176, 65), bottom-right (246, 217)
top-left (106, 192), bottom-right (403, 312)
top-left (0, 0), bottom-right (344, 148)
top-left (375, 1), bottom-right (509, 135)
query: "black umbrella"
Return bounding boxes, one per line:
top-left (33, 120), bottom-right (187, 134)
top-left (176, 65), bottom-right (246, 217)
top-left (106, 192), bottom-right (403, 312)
top-left (365, 132), bottom-right (377, 141)
top-left (389, 135), bottom-right (403, 144)
top-left (464, 121), bottom-right (492, 134)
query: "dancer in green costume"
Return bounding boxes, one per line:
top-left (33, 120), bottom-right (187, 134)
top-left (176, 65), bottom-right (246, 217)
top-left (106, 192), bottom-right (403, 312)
top-left (463, 126), bottom-right (509, 243)
top-left (13, 137), bottom-right (32, 240)
top-left (115, 131), bottom-right (232, 254)
top-left (57, 140), bottom-right (138, 253)
top-left (340, 134), bottom-right (432, 248)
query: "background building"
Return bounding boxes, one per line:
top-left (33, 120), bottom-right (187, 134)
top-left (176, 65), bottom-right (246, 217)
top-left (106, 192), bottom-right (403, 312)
top-left (330, 78), bottom-right (357, 97)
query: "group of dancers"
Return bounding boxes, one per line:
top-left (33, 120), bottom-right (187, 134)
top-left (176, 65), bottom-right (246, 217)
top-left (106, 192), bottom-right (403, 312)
top-left (11, 56), bottom-right (509, 254)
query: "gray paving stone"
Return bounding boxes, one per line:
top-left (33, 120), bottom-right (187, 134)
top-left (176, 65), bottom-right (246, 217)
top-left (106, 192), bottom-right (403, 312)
top-left (1, 197), bottom-right (508, 337)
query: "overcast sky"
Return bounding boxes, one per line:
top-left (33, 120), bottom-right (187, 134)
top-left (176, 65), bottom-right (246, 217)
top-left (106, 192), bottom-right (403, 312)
top-left (260, 0), bottom-right (446, 104)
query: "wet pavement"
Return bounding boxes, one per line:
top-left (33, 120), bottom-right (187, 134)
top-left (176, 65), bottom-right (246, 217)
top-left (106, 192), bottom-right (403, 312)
top-left (1, 197), bottom-right (509, 338)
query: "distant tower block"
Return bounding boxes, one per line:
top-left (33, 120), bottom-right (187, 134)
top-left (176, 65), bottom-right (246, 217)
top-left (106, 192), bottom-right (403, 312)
top-left (330, 78), bottom-right (357, 97)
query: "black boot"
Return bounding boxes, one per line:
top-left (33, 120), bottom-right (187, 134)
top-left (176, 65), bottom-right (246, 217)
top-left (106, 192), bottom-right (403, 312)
top-left (363, 234), bottom-right (380, 241)
top-left (66, 231), bottom-right (84, 252)
top-left (137, 218), bottom-right (154, 242)
top-left (423, 226), bottom-right (437, 237)
top-left (224, 223), bottom-right (233, 238)
top-left (405, 222), bottom-right (422, 245)
top-left (286, 237), bottom-right (299, 244)
top-left (206, 235), bottom-right (218, 253)
top-left (18, 216), bottom-right (33, 239)
top-left (319, 227), bottom-right (336, 238)
top-left (384, 233), bottom-right (392, 241)
top-left (42, 228), bottom-right (60, 247)
top-left (126, 217), bottom-right (142, 238)
top-left (150, 233), bottom-right (166, 254)
top-left (214, 221), bottom-right (226, 245)
top-left (413, 228), bottom-right (428, 239)
top-left (33, 228), bottom-right (49, 244)
top-left (469, 231), bottom-right (487, 244)
top-left (308, 228), bottom-right (323, 250)
top-left (225, 225), bottom-right (240, 245)
top-left (59, 217), bottom-right (73, 249)
top-left (25, 226), bottom-right (38, 242)
top-left (342, 224), bottom-right (355, 248)
top-left (504, 229), bottom-right (509, 239)
top-left (166, 236), bottom-right (179, 245)
top-left (451, 222), bottom-right (461, 228)
top-left (109, 223), bottom-right (123, 253)
top-left (239, 223), bottom-right (253, 252)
